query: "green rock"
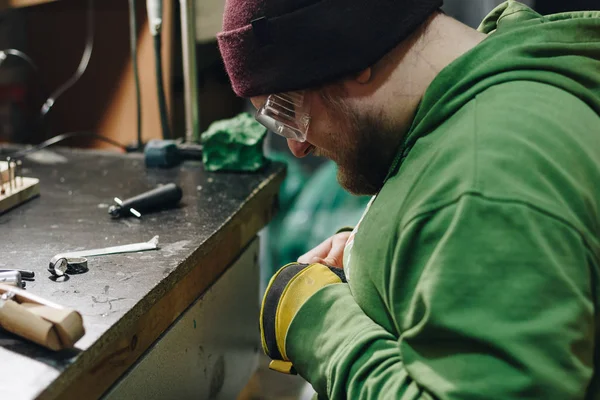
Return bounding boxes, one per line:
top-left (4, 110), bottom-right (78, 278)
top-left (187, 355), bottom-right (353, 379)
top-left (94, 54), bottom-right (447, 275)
top-left (201, 113), bottom-right (268, 172)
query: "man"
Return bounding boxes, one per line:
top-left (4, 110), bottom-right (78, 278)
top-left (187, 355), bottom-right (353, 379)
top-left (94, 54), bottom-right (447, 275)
top-left (218, 0), bottom-right (600, 398)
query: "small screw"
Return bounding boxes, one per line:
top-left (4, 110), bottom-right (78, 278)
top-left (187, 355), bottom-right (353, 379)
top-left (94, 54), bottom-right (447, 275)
top-left (113, 197), bottom-right (141, 218)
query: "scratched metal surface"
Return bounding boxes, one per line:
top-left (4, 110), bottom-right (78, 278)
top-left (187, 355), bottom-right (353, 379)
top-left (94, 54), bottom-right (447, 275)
top-left (0, 147), bottom-right (284, 398)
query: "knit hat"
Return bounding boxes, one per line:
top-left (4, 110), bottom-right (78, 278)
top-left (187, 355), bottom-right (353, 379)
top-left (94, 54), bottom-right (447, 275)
top-left (218, 0), bottom-right (443, 97)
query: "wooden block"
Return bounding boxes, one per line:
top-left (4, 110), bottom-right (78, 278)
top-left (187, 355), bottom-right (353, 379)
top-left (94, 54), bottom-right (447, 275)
top-left (21, 303), bottom-right (85, 348)
top-left (0, 299), bottom-right (61, 350)
top-left (0, 169), bottom-right (41, 214)
top-left (0, 284), bottom-right (85, 350)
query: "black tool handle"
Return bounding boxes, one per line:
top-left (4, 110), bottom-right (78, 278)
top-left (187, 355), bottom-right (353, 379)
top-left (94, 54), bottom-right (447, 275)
top-left (117, 183), bottom-right (182, 217)
top-left (0, 269), bottom-right (35, 279)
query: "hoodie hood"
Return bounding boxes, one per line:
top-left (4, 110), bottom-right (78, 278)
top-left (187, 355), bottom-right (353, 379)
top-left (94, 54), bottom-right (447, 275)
top-left (393, 0), bottom-right (600, 174)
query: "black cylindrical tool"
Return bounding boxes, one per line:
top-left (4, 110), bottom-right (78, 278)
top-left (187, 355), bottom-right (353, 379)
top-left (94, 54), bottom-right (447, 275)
top-left (109, 183), bottom-right (183, 218)
top-left (0, 269), bottom-right (35, 280)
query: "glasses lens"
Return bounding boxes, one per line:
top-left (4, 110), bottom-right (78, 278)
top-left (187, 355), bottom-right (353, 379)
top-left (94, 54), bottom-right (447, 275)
top-left (255, 91), bottom-right (311, 142)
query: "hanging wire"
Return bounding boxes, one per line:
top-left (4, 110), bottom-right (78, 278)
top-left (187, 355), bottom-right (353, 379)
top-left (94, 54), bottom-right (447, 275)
top-left (0, 49), bottom-right (39, 72)
top-left (0, 0), bottom-right (133, 159)
top-left (40, 0), bottom-right (95, 120)
top-left (5, 131), bottom-right (127, 159)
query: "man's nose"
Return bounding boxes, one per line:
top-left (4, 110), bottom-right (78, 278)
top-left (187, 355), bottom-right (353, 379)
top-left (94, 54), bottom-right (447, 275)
top-left (287, 139), bottom-right (313, 158)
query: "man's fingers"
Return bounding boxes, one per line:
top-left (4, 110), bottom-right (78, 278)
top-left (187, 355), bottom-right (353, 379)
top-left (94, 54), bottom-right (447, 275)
top-left (322, 234), bottom-right (349, 268)
top-left (297, 231), bottom-right (353, 267)
top-left (297, 237), bottom-right (333, 264)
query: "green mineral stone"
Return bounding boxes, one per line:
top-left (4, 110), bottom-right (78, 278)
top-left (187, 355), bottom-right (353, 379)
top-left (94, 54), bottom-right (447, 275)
top-left (201, 113), bottom-right (268, 172)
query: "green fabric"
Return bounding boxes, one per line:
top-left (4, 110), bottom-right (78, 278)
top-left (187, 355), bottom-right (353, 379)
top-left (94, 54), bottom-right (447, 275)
top-left (285, 2), bottom-right (600, 399)
top-left (201, 112), bottom-right (267, 172)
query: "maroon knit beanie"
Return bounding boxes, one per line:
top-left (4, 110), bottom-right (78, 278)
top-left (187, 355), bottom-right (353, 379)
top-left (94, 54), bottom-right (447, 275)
top-left (218, 0), bottom-right (443, 98)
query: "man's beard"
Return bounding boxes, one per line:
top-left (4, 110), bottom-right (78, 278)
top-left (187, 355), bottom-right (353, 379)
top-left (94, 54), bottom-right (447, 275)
top-left (314, 102), bottom-right (401, 196)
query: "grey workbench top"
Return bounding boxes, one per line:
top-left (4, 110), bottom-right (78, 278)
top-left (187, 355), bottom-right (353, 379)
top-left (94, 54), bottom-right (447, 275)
top-left (0, 147), bottom-right (285, 399)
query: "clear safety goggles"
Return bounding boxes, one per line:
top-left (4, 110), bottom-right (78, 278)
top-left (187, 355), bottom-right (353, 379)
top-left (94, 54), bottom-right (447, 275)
top-left (255, 91), bottom-right (311, 142)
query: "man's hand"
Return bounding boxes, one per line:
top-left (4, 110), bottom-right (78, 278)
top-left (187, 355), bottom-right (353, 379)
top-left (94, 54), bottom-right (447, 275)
top-left (297, 231), bottom-right (352, 268)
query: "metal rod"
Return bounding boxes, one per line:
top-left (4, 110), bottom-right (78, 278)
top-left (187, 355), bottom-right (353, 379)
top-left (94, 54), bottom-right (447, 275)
top-left (11, 160), bottom-right (15, 190)
top-left (16, 160), bottom-right (22, 187)
top-left (50, 236), bottom-right (160, 267)
top-left (0, 161), bottom-right (5, 195)
top-left (179, 0), bottom-right (200, 142)
top-left (6, 157), bottom-right (12, 192)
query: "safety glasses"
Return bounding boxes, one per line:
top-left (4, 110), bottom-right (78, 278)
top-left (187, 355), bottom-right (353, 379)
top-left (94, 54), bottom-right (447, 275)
top-left (255, 91), bottom-right (311, 142)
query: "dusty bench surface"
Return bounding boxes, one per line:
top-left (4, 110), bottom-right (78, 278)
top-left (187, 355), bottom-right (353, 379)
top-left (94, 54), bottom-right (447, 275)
top-left (0, 147), bottom-right (285, 400)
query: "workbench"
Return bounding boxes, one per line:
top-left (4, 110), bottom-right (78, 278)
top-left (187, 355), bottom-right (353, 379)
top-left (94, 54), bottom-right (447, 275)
top-left (0, 147), bottom-right (285, 399)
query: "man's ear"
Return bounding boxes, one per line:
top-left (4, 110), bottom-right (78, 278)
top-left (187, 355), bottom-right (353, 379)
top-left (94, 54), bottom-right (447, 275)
top-left (355, 68), bottom-right (372, 84)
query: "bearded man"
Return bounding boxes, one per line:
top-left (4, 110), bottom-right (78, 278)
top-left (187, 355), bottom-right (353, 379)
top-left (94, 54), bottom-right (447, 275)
top-left (218, 1), bottom-right (600, 398)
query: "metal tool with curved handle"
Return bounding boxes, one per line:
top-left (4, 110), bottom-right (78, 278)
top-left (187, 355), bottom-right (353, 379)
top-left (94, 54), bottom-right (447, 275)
top-left (49, 236), bottom-right (160, 276)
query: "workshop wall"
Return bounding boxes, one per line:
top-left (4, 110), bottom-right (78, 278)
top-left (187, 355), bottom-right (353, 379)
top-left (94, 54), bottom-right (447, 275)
top-left (0, 9), bottom-right (28, 142)
top-left (0, 0), bottom-right (244, 150)
top-left (22, 0), bottom-right (174, 148)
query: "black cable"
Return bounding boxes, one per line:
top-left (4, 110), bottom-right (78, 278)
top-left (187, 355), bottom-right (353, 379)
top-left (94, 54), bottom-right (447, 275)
top-left (128, 0), bottom-right (143, 150)
top-left (153, 32), bottom-right (171, 139)
top-left (0, 49), bottom-right (39, 72)
top-left (0, 48), bottom-right (50, 103)
top-left (0, 2), bottom-right (128, 160)
top-left (40, 0), bottom-right (95, 121)
top-left (5, 131), bottom-right (127, 159)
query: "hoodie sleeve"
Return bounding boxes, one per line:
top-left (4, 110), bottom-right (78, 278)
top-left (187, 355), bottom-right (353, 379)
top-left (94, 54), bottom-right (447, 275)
top-left (285, 193), bottom-right (595, 399)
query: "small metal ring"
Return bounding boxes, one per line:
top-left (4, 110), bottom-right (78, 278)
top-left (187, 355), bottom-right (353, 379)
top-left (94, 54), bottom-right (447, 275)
top-left (65, 257), bottom-right (89, 275)
top-left (48, 257), bottom-right (89, 276)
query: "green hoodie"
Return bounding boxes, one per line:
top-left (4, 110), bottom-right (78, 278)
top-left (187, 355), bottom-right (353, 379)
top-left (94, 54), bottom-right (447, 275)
top-left (285, 2), bottom-right (600, 399)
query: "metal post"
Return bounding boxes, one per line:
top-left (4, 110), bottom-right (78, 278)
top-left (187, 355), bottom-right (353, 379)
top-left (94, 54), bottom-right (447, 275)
top-left (179, 0), bottom-right (200, 143)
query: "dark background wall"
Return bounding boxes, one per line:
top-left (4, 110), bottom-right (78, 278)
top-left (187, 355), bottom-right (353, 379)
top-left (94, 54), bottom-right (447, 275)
top-left (537, 0), bottom-right (599, 13)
